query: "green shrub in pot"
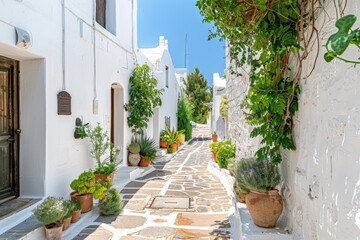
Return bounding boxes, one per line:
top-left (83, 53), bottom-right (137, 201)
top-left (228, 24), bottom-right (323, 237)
top-left (217, 140), bottom-right (236, 169)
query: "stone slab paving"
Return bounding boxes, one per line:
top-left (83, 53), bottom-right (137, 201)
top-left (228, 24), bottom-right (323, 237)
top-left (0, 125), bottom-right (233, 240)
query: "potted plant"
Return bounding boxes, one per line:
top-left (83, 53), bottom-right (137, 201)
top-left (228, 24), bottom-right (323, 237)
top-left (70, 170), bottom-right (96, 213)
top-left (209, 142), bottom-right (219, 162)
top-left (164, 126), bottom-right (183, 151)
top-left (235, 158), bottom-right (282, 228)
top-left (71, 201), bottom-right (82, 223)
top-left (93, 179), bottom-right (112, 201)
top-left (128, 139), bottom-right (141, 166)
top-left (62, 200), bottom-right (74, 231)
top-left (32, 197), bottom-right (66, 240)
top-left (177, 132), bottom-right (185, 145)
top-left (217, 140), bottom-right (236, 169)
top-left (86, 123), bottom-right (121, 183)
top-left (212, 132), bottom-right (218, 142)
top-left (227, 158), bottom-right (246, 203)
top-left (159, 130), bottom-right (168, 148)
top-left (138, 135), bottom-right (157, 167)
top-left (98, 188), bottom-right (123, 216)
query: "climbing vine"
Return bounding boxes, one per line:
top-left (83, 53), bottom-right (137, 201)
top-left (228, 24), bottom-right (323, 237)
top-left (196, 0), bottom-right (322, 164)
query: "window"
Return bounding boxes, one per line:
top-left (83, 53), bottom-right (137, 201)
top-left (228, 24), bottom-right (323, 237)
top-left (165, 66), bottom-right (169, 88)
top-left (96, 0), bottom-right (106, 28)
top-left (96, 0), bottom-right (116, 35)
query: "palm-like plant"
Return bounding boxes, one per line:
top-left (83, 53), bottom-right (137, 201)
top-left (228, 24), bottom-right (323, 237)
top-left (164, 126), bottom-right (184, 145)
top-left (137, 135), bottom-right (157, 161)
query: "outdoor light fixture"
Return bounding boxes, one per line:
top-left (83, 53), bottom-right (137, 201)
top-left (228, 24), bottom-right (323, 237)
top-left (15, 27), bottom-right (31, 49)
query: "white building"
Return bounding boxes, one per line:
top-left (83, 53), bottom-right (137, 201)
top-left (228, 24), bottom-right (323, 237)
top-left (0, 0), bottom-right (185, 209)
top-left (211, 73), bottom-right (226, 141)
top-left (139, 36), bottom-right (183, 144)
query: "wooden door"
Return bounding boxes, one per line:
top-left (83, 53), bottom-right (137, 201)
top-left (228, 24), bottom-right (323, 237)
top-left (0, 56), bottom-right (19, 203)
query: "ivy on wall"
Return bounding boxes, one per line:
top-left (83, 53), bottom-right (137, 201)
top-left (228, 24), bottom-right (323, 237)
top-left (196, 0), bottom-right (319, 164)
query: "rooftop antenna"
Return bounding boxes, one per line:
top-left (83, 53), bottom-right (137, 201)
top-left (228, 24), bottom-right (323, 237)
top-left (184, 33), bottom-right (188, 69)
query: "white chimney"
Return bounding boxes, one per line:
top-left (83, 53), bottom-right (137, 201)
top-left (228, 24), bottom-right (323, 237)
top-left (159, 36), bottom-right (165, 46)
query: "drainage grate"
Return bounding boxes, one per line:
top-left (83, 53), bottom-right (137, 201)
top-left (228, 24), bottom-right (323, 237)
top-left (147, 196), bottom-right (193, 211)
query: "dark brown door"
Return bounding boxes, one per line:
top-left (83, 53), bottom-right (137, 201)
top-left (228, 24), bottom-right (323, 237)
top-left (0, 56), bottom-right (19, 203)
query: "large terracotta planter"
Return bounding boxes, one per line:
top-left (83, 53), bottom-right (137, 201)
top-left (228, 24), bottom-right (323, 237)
top-left (212, 134), bottom-right (218, 142)
top-left (212, 152), bottom-right (218, 163)
top-left (245, 189), bottom-right (283, 228)
top-left (45, 223), bottom-right (63, 240)
top-left (71, 210), bottom-right (81, 223)
top-left (139, 155), bottom-right (152, 167)
top-left (128, 153), bottom-right (141, 166)
top-left (169, 143), bottom-right (178, 151)
top-left (70, 192), bottom-right (93, 213)
top-left (160, 140), bottom-right (168, 148)
top-left (94, 172), bottom-right (115, 184)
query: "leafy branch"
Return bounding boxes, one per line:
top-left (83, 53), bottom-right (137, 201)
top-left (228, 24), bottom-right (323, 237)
top-left (324, 14), bottom-right (360, 64)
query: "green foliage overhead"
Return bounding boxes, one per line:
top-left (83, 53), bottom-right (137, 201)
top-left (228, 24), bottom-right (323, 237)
top-left (184, 68), bottom-right (211, 124)
top-left (197, 0), bottom-right (303, 164)
top-left (99, 188), bottom-right (123, 216)
top-left (177, 98), bottom-right (192, 141)
top-left (124, 64), bottom-right (163, 135)
top-left (324, 15), bottom-right (360, 64)
top-left (217, 140), bottom-right (236, 169)
top-left (235, 158), bottom-right (281, 193)
top-left (219, 94), bottom-right (228, 119)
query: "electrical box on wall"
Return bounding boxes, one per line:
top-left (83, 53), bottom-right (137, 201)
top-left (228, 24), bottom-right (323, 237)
top-left (93, 99), bottom-right (99, 115)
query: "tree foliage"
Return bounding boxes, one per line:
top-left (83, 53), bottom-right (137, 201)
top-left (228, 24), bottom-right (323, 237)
top-left (124, 65), bottom-right (163, 135)
top-left (184, 68), bottom-right (211, 124)
top-left (177, 98), bottom-right (192, 141)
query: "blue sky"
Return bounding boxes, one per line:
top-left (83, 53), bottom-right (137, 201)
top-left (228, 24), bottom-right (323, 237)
top-left (137, 0), bottom-right (225, 86)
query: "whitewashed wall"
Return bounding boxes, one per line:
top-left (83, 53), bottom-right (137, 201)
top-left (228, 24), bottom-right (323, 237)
top-left (0, 0), bottom-right (136, 198)
top-left (139, 37), bottom-right (181, 145)
top-left (281, 2), bottom-right (360, 239)
top-left (227, 1), bottom-right (360, 239)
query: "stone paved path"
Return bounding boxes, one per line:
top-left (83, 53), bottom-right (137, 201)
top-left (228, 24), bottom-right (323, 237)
top-left (73, 126), bottom-right (232, 240)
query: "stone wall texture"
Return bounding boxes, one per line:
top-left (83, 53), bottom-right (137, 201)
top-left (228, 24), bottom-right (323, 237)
top-left (227, 2), bottom-right (360, 239)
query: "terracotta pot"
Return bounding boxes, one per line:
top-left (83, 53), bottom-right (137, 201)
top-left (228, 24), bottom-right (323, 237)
top-left (94, 172), bottom-right (115, 184)
top-left (233, 183), bottom-right (246, 203)
top-left (128, 153), bottom-right (141, 166)
top-left (212, 134), bottom-right (218, 142)
top-left (169, 143), bottom-right (178, 151)
top-left (139, 155), bottom-right (151, 167)
top-left (178, 134), bottom-right (185, 145)
top-left (62, 217), bottom-right (72, 231)
top-left (160, 140), bottom-right (168, 148)
top-left (45, 223), bottom-right (63, 240)
top-left (212, 152), bottom-right (218, 163)
top-left (71, 209), bottom-right (81, 223)
top-left (70, 192), bottom-right (93, 213)
top-left (245, 189), bottom-right (283, 228)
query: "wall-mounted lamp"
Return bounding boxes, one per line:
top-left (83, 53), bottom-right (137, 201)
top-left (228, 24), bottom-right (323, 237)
top-left (74, 117), bottom-right (88, 139)
top-left (15, 27), bottom-right (31, 49)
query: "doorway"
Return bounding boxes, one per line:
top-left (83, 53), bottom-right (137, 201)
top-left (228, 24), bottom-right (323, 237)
top-left (110, 84), bottom-right (124, 161)
top-left (0, 56), bottom-right (19, 203)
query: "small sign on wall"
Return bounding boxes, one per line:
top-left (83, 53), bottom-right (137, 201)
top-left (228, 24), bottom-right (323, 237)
top-left (57, 91), bottom-right (71, 115)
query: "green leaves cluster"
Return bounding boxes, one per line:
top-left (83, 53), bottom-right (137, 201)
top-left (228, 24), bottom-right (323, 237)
top-left (33, 197), bottom-right (66, 226)
top-left (125, 64), bottom-right (163, 135)
top-left (177, 98), bottom-right (192, 141)
top-left (99, 188), bottom-right (123, 216)
top-left (184, 68), bottom-right (212, 124)
top-left (324, 15), bottom-right (360, 64)
top-left (197, 0), bottom-right (302, 164)
top-left (217, 140), bottom-right (236, 169)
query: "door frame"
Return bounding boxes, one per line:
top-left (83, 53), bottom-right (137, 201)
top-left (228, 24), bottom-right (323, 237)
top-left (0, 56), bottom-right (19, 203)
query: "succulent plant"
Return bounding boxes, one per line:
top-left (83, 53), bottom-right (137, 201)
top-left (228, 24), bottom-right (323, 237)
top-left (128, 143), bottom-right (140, 154)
